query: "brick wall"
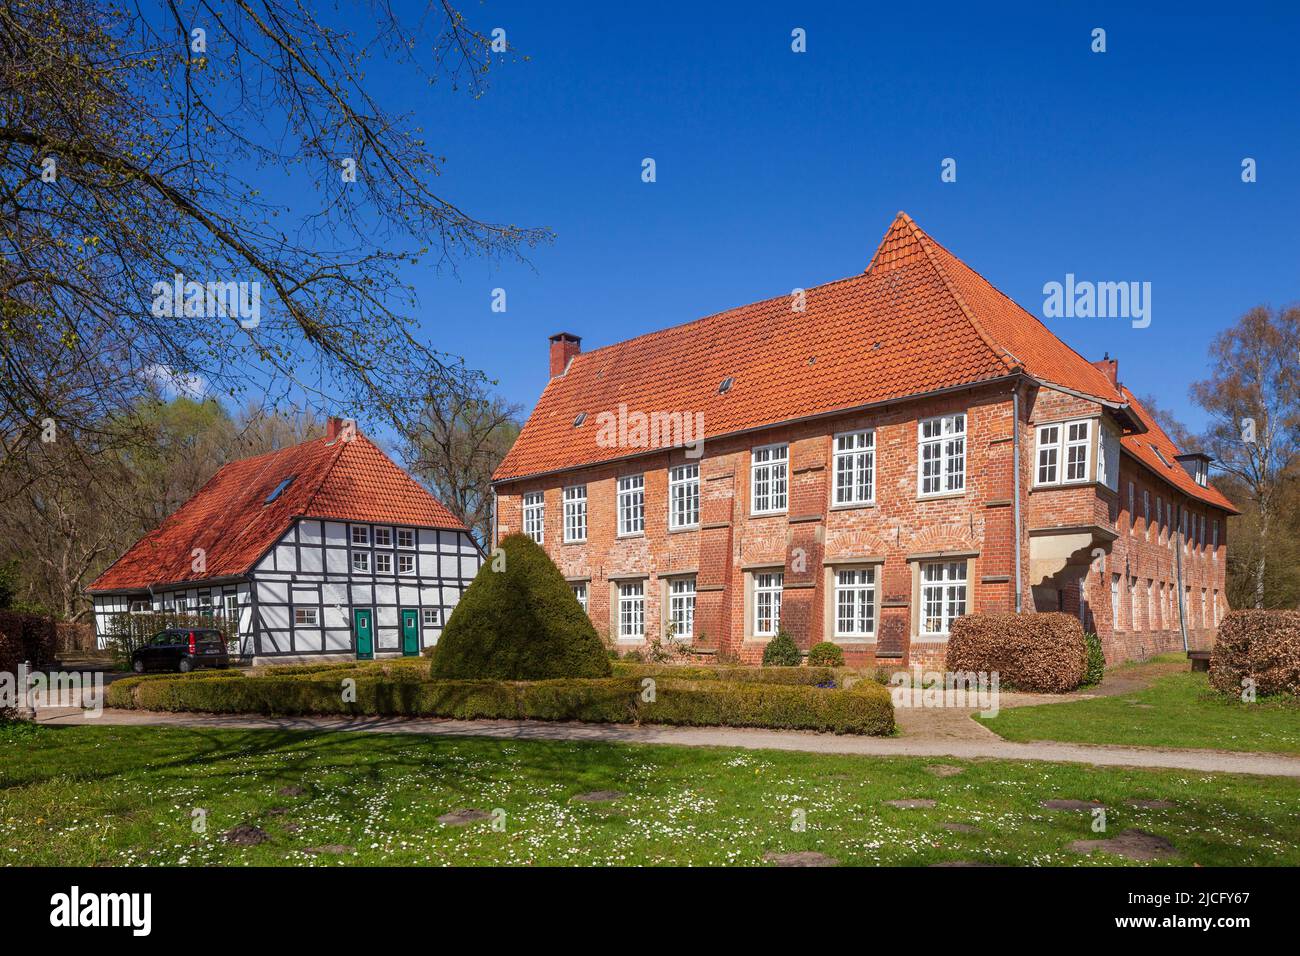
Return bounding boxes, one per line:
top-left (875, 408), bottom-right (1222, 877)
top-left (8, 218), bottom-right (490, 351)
top-left (497, 380), bottom-right (1230, 669)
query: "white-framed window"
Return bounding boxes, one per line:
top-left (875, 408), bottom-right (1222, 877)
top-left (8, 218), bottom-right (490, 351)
top-left (1065, 420), bottom-right (1091, 482)
top-left (834, 567), bottom-right (877, 638)
top-left (1155, 496), bottom-right (1163, 540)
top-left (1157, 583), bottom-right (1165, 629)
top-left (563, 485), bottom-right (587, 542)
top-left (669, 577), bottom-right (696, 640)
top-left (918, 413), bottom-right (966, 495)
top-left (833, 430), bottom-right (875, 505)
top-left (617, 475), bottom-right (645, 536)
top-left (1212, 520), bottom-right (1219, 561)
top-left (397, 528), bottom-right (415, 549)
top-left (398, 554), bottom-right (415, 575)
top-left (1146, 580), bottom-right (1154, 631)
top-left (352, 551), bottom-right (370, 573)
top-left (751, 444), bottom-right (789, 514)
top-left (571, 581), bottom-right (588, 613)
top-left (668, 464), bottom-right (700, 529)
top-left (523, 492), bottom-right (545, 544)
top-left (1143, 490), bottom-right (1150, 539)
top-left (1200, 589), bottom-right (1208, 627)
top-left (1035, 423), bottom-right (1061, 485)
top-left (375, 552), bottom-right (392, 574)
top-left (1129, 577), bottom-right (1139, 630)
top-left (618, 581), bottom-right (645, 639)
top-left (224, 593), bottom-right (238, 619)
top-left (1213, 589), bottom-right (1220, 625)
top-left (920, 561), bottom-right (967, 636)
top-left (1111, 574), bottom-right (1121, 630)
top-left (373, 527), bottom-right (392, 547)
top-left (351, 525), bottom-right (369, 546)
top-left (1128, 482), bottom-right (1136, 528)
top-left (294, 607), bottom-right (318, 627)
top-left (422, 608), bottom-right (441, 628)
top-left (753, 571), bottom-right (783, 637)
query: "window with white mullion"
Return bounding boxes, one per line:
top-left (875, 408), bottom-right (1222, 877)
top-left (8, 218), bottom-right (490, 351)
top-left (753, 571), bottom-right (783, 637)
top-left (618, 582), bottom-right (645, 639)
top-left (617, 475), bottom-right (645, 536)
top-left (1034, 418), bottom-right (1092, 486)
top-left (750, 444), bottom-right (789, 514)
top-left (834, 568), bottom-right (877, 638)
top-left (522, 492), bottom-right (544, 544)
top-left (669, 577), bottom-right (696, 640)
top-left (1035, 424), bottom-right (1061, 485)
top-left (833, 430), bottom-right (875, 505)
top-left (918, 414), bottom-right (966, 496)
top-left (571, 581), bottom-right (588, 612)
top-left (920, 561), bottom-right (967, 636)
top-left (668, 464), bottom-right (700, 529)
top-left (563, 485), bottom-right (587, 542)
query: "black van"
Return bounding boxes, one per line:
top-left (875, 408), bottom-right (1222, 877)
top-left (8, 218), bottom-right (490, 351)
top-left (131, 628), bottom-right (230, 673)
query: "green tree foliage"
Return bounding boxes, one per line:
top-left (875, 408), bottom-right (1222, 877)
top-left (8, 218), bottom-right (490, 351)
top-left (432, 534), bottom-right (611, 681)
top-left (762, 629), bottom-right (802, 667)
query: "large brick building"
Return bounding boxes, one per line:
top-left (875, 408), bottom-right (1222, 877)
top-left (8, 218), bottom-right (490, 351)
top-left (492, 213), bottom-right (1237, 667)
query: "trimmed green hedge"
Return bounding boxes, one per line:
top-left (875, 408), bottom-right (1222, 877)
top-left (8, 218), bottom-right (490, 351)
top-left (612, 661), bottom-right (856, 687)
top-left (106, 671), bottom-right (895, 735)
top-left (433, 534), bottom-right (610, 680)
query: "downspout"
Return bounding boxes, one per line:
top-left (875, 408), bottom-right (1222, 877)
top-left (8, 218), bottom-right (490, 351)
top-left (1012, 385), bottom-right (1023, 613)
top-left (491, 487), bottom-right (499, 551)
top-left (1175, 503), bottom-right (1189, 651)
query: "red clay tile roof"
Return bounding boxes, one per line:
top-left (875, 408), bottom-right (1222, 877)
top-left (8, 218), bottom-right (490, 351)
top-left (495, 212), bottom-right (1131, 482)
top-left (89, 433), bottom-right (467, 592)
top-left (1119, 389), bottom-right (1239, 514)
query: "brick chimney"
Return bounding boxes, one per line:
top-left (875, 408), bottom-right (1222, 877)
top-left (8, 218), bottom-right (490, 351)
top-left (1092, 353), bottom-right (1119, 388)
top-left (549, 332), bottom-right (581, 378)
top-left (326, 416), bottom-right (354, 441)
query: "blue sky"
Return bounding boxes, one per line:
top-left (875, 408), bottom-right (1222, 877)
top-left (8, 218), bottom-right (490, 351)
top-left (345, 1), bottom-right (1298, 432)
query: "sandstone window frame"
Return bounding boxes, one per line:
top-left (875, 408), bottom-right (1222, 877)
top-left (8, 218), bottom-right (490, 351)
top-left (522, 491), bottom-right (545, 544)
top-left (616, 474), bottom-right (645, 537)
top-left (745, 569), bottom-right (784, 638)
top-left (563, 484), bottom-right (587, 543)
top-left (918, 413), bottom-right (967, 497)
top-left (615, 580), bottom-right (645, 641)
top-left (663, 575), bottom-right (696, 641)
top-left (832, 428), bottom-right (876, 507)
top-left (911, 557), bottom-right (972, 639)
top-left (750, 443), bottom-right (789, 515)
top-left (830, 565), bottom-right (878, 640)
top-left (668, 463), bottom-right (700, 530)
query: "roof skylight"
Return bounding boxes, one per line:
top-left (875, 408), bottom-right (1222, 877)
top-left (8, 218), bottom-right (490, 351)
top-left (265, 476), bottom-right (295, 503)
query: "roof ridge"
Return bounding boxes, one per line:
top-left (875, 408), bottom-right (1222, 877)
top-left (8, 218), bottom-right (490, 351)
top-left (892, 213), bottom-right (1017, 374)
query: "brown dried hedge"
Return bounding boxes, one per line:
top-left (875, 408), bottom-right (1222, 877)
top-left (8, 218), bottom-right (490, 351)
top-left (945, 612), bottom-right (1086, 693)
top-left (1210, 609), bottom-right (1300, 697)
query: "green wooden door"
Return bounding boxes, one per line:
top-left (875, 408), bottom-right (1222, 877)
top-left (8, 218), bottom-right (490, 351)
top-left (400, 608), bottom-right (419, 656)
top-left (354, 608), bottom-right (374, 660)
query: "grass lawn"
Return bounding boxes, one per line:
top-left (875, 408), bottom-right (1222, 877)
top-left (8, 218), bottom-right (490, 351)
top-left (979, 671), bottom-right (1300, 754)
top-left (2, 723), bottom-right (1297, 866)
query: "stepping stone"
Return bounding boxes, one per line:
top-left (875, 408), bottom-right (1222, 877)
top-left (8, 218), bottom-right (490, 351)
top-left (265, 806), bottom-right (289, 816)
top-left (763, 851), bottom-right (838, 867)
top-left (437, 808), bottom-right (493, 826)
top-left (1040, 799), bottom-right (1104, 811)
top-left (1126, 799), bottom-right (1176, 809)
top-left (304, 844), bottom-right (352, 855)
top-left (942, 822), bottom-right (980, 833)
top-left (571, 790), bottom-right (625, 803)
top-left (223, 824), bottom-right (270, 847)
top-left (277, 785), bottom-right (307, 797)
top-left (929, 860), bottom-right (1003, 867)
top-left (886, 799), bottom-right (936, 809)
top-left (1068, 829), bottom-right (1176, 862)
top-left (925, 765), bottom-right (965, 778)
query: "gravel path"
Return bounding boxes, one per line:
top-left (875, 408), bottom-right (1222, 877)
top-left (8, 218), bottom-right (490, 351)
top-left (36, 707), bottom-right (1300, 778)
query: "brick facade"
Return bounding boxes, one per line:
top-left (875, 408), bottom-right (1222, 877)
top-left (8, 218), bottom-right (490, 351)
top-left (495, 378), bottom-right (1230, 668)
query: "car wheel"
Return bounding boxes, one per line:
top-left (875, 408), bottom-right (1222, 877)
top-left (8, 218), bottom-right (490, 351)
top-left (132, 659), bottom-right (145, 674)
top-left (178, 658), bottom-right (193, 674)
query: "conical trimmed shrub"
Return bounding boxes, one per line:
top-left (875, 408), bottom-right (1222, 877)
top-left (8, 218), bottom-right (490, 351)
top-left (432, 533), bottom-right (612, 680)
